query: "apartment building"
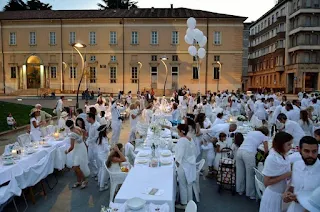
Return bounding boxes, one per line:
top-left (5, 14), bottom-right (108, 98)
top-left (0, 7), bottom-right (246, 95)
top-left (248, 0), bottom-right (320, 93)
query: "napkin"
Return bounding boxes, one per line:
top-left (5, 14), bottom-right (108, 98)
top-left (3, 144), bottom-right (14, 155)
top-left (149, 203), bottom-right (170, 212)
top-left (143, 187), bottom-right (164, 196)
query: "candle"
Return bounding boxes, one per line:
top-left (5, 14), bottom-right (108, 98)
top-left (12, 150), bottom-right (17, 157)
top-left (53, 132), bottom-right (60, 139)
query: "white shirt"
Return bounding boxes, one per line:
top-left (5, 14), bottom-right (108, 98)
top-left (125, 142), bottom-right (136, 165)
top-left (301, 98), bottom-right (310, 109)
top-left (58, 117), bottom-right (66, 129)
top-left (287, 109), bottom-right (300, 122)
top-left (7, 117), bottom-right (15, 125)
top-left (30, 117), bottom-right (39, 131)
top-left (111, 102), bottom-right (126, 123)
top-left (239, 131), bottom-right (268, 154)
top-left (97, 137), bottom-right (110, 158)
top-left (56, 99), bottom-right (63, 112)
top-left (284, 120), bottom-right (305, 147)
top-left (287, 159), bottom-right (320, 212)
top-left (203, 104), bottom-right (213, 117)
top-left (207, 123), bottom-right (230, 138)
top-left (130, 109), bottom-right (139, 129)
top-left (86, 121), bottom-right (101, 146)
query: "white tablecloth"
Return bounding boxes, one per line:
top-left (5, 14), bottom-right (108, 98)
top-left (114, 166), bottom-right (176, 212)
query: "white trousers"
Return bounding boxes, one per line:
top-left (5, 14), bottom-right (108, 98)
top-left (111, 121), bottom-right (122, 145)
top-left (88, 145), bottom-right (98, 176)
top-left (236, 149), bottom-right (256, 198)
top-left (97, 154), bottom-right (109, 188)
top-left (177, 166), bottom-right (193, 205)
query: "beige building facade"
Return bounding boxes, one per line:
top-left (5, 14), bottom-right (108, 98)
top-left (0, 8), bottom-right (246, 95)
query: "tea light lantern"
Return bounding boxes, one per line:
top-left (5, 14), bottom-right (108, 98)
top-left (11, 149), bottom-right (17, 157)
top-left (53, 132), bottom-right (60, 139)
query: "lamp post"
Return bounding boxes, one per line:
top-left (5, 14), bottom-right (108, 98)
top-left (72, 42), bottom-right (87, 109)
top-left (137, 62), bottom-right (142, 93)
top-left (160, 56), bottom-right (168, 97)
top-left (217, 61), bottom-right (222, 92)
top-left (62, 62), bottom-right (67, 91)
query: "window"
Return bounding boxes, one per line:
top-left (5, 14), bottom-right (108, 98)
top-left (9, 32), bottom-right (16, 45)
top-left (69, 32), bottom-right (76, 44)
top-left (70, 67), bottom-right (76, 78)
top-left (110, 67), bottom-right (117, 83)
top-left (131, 31), bottom-right (138, 44)
top-left (131, 67), bottom-right (138, 83)
top-left (89, 32), bottom-right (96, 45)
top-left (50, 67), bottom-right (57, 78)
top-left (172, 55), bottom-right (178, 61)
top-left (111, 55), bottom-right (116, 62)
top-left (10, 67), bottom-right (16, 78)
top-left (49, 32), bottom-right (56, 45)
top-left (89, 67), bottom-right (96, 83)
top-left (151, 31), bottom-right (158, 44)
top-left (214, 55), bottom-right (220, 62)
top-left (281, 8), bottom-right (285, 16)
top-left (213, 67), bottom-right (220, 79)
top-left (90, 56), bottom-right (96, 62)
top-left (172, 31), bottom-right (179, 44)
top-left (193, 56), bottom-right (197, 61)
top-left (192, 67), bottom-right (199, 79)
top-left (151, 55), bottom-right (157, 61)
top-left (306, 0), bottom-right (311, 7)
top-left (214, 31), bottom-right (221, 45)
top-left (30, 32), bottom-right (36, 45)
top-left (276, 12), bottom-right (279, 18)
top-left (172, 67), bottom-right (178, 75)
top-left (110, 31), bottom-right (117, 44)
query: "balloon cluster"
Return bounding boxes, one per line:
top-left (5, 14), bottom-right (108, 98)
top-left (184, 17), bottom-right (207, 59)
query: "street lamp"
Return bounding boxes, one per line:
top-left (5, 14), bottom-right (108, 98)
top-left (62, 62), bottom-right (68, 91)
top-left (137, 62), bottom-right (142, 93)
top-left (160, 56), bottom-right (168, 97)
top-left (216, 61), bottom-right (222, 92)
top-left (72, 42), bottom-right (87, 109)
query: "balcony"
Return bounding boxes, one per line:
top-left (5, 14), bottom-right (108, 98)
top-left (249, 16), bottom-right (286, 40)
top-left (275, 66), bottom-right (284, 72)
top-left (288, 45), bottom-right (320, 52)
top-left (289, 8), bottom-right (320, 19)
top-left (289, 26), bottom-right (320, 35)
top-left (286, 63), bottom-right (320, 71)
top-left (249, 31), bottom-right (285, 53)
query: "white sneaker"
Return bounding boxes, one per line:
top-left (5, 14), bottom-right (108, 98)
top-left (250, 196), bottom-right (256, 200)
top-left (238, 192), bottom-right (244, 195)
top-left (99, 185), bottom-right (109, 192)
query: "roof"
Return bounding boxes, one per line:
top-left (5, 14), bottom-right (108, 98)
top-left (250, 0), bottom-right (289, 27)
top-left (0, 7), bottom-right (247, 21)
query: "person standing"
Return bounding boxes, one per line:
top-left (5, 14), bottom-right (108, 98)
top-left (55, 96), bottom-right (65, 119)
top-left (86, 112), bottom-right (100, 179)
top-left (111, 99), bottom-right (126, 145)
top-left (35, 104), bottom-right (52, 123)
top-left (29, 108), bottom-right (43, 141)
top-left (96, 125), bottom-right (110, 191)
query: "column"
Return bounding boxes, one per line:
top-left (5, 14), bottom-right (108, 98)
top-left (22, 65), bottom-right (27, 89)
top-left (40, 65), bottom-right (44, 88)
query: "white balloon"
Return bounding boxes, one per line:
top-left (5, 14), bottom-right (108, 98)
top-left (198, 48), bottom-right (206, 59)
top-left (198, 36), bottom-right (207, 47)
top-left (186, 28), bottom-right (195, 41)
top-left (188, 46), bottom-right (197, 56)
top-left (193, 28), bottom-right (204, 42)
top-left (184, 34), bottom-right (193, 45)
top-left (187, 17), bottom-right (196, 29)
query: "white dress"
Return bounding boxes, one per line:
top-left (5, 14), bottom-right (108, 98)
top-left (30, 117), bottom-right (41, 141)
top-left (69, 132), bottom-right (90, 177)
top-left (214, 141), bottom-right (228, 170)
top-left (97, 137), bottom-right (110, 188)
top-left (259, 149), bottom-right (291, 212)
top-left (255, 102), bottom-right (267, 120)
top-left (201, 142), bottom-right (215, 167)
top-left (136, 109), bottom-right (153, 137)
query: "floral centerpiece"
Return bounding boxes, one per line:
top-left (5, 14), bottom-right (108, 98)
top-left (155, 117), bottom-right (172, 128)
top-left (150, 123), bottom-right (161, 135)
top-left (312, 115), bottom-right (318, 123)
top-left (237, 115), bottom-right (247, 122)
top-left (59, 127), bottom-right (65, 133)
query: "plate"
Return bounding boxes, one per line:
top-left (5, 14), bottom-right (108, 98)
top-left (126, 197), bottom-right (146, 210)
top-left (3, 160), bottom-right (14, 165)
top-left (138, 152), bottom-right (150, 157)
top-left (136, 159), bottom-right (149, 164)
top-left (160, 151), bottom-right (171, 157)
top-left (160, 158), bottom-right (172, 165)
top-left (42, 144), bottom-right (52, 148)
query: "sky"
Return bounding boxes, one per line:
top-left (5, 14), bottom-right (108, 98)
top-left (0, 0), bottom-right (278, 22)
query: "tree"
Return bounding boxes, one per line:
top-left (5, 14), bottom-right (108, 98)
top-left (3, 0), bottom-right (52, 11)
top-left (98, 0), bottom-right (138, 9)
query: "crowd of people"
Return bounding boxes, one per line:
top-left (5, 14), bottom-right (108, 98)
top-left (24, 87), bottom-right (320, 211)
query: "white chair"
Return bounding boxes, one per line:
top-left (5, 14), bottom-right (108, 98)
top-left (254, 167), bottom-right (266, 201)
top-left (185, 200), bottom-right (197, 212)
top-left (192, 159), bottom-right (205, 202)
top-left (104, 162), bottom-right (127, 203)
top-left (17, 134), bottom-right (32, 147)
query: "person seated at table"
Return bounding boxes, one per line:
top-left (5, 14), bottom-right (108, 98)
top-left (171, 103), bottom-right (181, 126)
top-left (106, 143), bottom-right (126, 172)
top-left (65, 119), bottom-right (90, 189)
top-left (125, 140), bottom-right (136, 166)
top-left (58, 111), bottom-right (68, 129)
top-left (96, 124), bottom-right (110, 192)
top-left (236, 126), bottom-right (269, 199)
top-left (175, 124), bottom-right (197, 210)
top-left (212, 112), bottom-right (225, 125)
top-left (7, 113), bottom-right (17, 129)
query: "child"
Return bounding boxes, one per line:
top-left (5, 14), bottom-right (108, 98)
top-left (201, 138), bottom-right (215, 175)
top-left (7, 113), bottom-right (17, 129)
top-left (213, 132), bottom-right (228, 171)
top-left (96, 125), bottom-right (110, 192)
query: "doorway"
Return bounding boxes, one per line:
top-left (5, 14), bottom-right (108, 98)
top-left (26, 56), bottom-right (41, 89)
top-left (151, 67), bottom-right (158, 89)
top-left (305, 72), bottom-right (318, 92)
top-left (287, 73), bottom-right (294, 94)
top-left (172, 67), bottom-right (178, 91)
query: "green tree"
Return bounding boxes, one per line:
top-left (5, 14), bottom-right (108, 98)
top-left (98, 0), bottom-right (138, 9)
top-left (3, 0), bottom-right (52, 11)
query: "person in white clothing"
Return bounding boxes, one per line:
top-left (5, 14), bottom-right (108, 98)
top-left (86, 113), bottom-right (101, 178)
top-left (213, 113), bottom-right (225, 125)
top-left (126, 91), bottom-right (132, 105)
top-left (58, 111), bottom-right (68, 129)
top-left (283, 136), bottom-right (320, 212)
top-left (213, 132), bottom-right (229, 171)
top-left (236, 127), bottom-right (269, 199)
top-left (7, 113), bottom-right (17, 129)
top-left (188, 94), bottom-right (195, 114)
top-left (230, 97), bottom-right (239, 116)
top-left (96, 125), bottom-right (110, 191)
top-left (259, 132), bottom-right (293, 212)
top-left (128, 103), bottom-right (141, 143)
top-left (125, 140), bottom-right (136, 166)
top-left (55, 96), bottom-right (65, 119)
top-left (110, 99), bottom-right (126, 145)
top-left (203, 99), bottom-right (213, 123)
top-left (254, 98), bottom-right (267, 120)
top-left (298, 110), bottom-right (314, 136)
top-left (301, 94), bottom-right (310, 110)
top-left (203, 123), bottom-right (237, 139)
top-left (175, 124), bottom-right (197, 210)
top-left (201, 137), bottom-right (215, 174)
top-left (277, 113), bottom-right (305, 147)
top-left (246, 95), bottom-right (255, 121)
top-left (29, 108), bottom-right (43, 141)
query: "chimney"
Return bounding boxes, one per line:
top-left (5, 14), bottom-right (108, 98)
top-left (171, 4), bottom-right (173, 9)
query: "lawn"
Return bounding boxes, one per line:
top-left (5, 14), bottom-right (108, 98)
top-left (0, 101), bottom-right (54, 133)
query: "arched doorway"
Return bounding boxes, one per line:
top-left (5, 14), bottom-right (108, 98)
top-left (26, 55), bottom-right (42, 89)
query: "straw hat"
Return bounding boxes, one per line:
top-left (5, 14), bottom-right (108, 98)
top-left (29, 108), bottom-right (40, 116)
top-left (297, 187), bottom-right (320, 212)
top-left (60, 111), bottom-right (69, 118)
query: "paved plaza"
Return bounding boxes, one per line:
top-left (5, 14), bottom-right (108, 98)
top-left (0, 98), bottom-right (259, 212)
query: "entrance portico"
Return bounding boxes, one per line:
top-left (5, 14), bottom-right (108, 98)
top-left (21, 55), bottom-right (45, 89)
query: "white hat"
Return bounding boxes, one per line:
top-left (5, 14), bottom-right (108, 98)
top-left (35, 104), bottom-right (42, 108)
top-left (60, 111), bottom-right (69, 118)
top-left (297, 187), bottom-right (320, 212)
